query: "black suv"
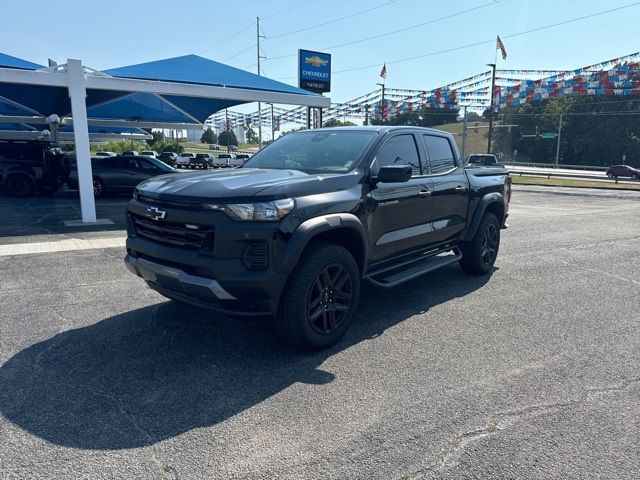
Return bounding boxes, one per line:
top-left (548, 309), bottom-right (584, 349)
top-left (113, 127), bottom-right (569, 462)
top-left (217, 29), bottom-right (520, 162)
top-left (125, 127), bottom-right (510, 349)
top-left (0, 140), bottom-right (70, 196)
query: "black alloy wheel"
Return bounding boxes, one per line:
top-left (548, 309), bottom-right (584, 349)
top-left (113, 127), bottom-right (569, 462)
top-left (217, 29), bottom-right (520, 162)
top-left (480, 222), bottom-right (499, 268)
top-left (307, 263), bottom-right (354, 335)
top-left (93, 177), bottom-right (105, 197)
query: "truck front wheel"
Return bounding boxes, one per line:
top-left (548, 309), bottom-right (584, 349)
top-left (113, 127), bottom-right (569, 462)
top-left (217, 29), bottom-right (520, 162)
top-left (459, 212), bottom-right (500, 275)
top-left (7, 174), bottom-right (35, 197)
top-left (275, 243), bottom-right (360, 350)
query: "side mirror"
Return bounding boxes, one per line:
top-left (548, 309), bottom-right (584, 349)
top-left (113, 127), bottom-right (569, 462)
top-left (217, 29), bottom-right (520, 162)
top-left (375, 165), bottom-right (412, 183)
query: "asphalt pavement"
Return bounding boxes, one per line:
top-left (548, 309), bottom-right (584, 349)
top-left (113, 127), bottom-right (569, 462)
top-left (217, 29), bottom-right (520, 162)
top-left (0, 186), bottom-right (639, 479)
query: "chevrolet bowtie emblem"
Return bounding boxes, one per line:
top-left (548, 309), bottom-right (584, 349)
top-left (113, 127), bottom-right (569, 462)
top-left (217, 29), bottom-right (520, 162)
top-left (145, 206), bottom-right (166, 221)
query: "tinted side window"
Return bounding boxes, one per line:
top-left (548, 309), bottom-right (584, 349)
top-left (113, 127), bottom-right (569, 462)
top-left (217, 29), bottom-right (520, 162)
top-left (374, 134), bottom-right (421, 175)
top-left (138, 159), bottom-right (157, 170)
top-left (423, 135), bottom-right (456, 174)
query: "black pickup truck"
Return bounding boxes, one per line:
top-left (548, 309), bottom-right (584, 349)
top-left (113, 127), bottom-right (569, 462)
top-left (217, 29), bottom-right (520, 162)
top-left (124, 127), bottom-right (510, 349)
top-left (0, 140), bottom-right (70, 196)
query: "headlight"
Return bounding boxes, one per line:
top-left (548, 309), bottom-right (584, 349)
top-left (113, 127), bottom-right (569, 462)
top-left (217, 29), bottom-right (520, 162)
top-left (205, 198), bottom-right (295, 221)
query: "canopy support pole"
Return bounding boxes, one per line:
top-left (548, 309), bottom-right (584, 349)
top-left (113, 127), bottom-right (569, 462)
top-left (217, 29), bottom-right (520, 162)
top-left (66, 59), bottom-right (96, 223)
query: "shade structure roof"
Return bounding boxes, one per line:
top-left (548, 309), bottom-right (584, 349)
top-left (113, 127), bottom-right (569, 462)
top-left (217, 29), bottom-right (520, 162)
top-left (0, 53), bottom-right (324, 124)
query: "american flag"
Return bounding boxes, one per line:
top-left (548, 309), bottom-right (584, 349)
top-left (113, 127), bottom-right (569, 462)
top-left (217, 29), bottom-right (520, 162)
top-left (380, 63), bottom-right (387, 79)
top-left (496, 36), bottom-right (507, 60)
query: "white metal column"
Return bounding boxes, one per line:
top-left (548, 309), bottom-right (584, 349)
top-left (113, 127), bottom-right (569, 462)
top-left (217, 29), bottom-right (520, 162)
top-left (66, 59), bottom-right (97, 223)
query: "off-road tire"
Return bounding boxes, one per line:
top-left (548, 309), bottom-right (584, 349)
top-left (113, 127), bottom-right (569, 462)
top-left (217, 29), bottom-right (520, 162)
top-left (7, 174), bottom-right (35, 197)
top-left (459, 212), bottom-right (500, 275)
top-left (274, 243), bottom-right (360, 350)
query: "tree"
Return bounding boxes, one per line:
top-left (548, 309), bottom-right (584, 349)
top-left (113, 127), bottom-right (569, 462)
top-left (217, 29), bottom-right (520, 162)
top-left (371, 107), bottom-right (458, 128)
top-left (218, 130), bottom-right (238, 147)
top-left (245, 126), bottom-right (258, 144)
top-left (200, 127), bottom-right (217, 144)
top-left (323, 119), bottom-right (357, 127)
top-left (147, 130), bottom-right (165, 146)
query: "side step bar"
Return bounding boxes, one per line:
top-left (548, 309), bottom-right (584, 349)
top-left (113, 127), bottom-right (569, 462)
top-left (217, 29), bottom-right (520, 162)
top-left (365, 248), bottom-right (462, 288)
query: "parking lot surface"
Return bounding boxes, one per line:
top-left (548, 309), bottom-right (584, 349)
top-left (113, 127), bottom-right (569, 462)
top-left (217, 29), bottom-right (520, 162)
top-left (0, 186), bottom-right (639, 479)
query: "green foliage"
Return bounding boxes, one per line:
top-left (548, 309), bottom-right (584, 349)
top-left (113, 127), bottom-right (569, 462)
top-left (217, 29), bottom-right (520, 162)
top-left (371, 107), bottom-right (459, 128)
top-left (245, 126), bottom-right (258, 144)
top-left (86, 139), bottom-right (183, 155)
top-left (323, 119), bottom-right (357, 127)
top-left (492, 96), bottom-right (640, 167)
top-left (218, 130), bottom-right (238, 146)
top-left (200, 127), bottom-right (217, 144)
top-left (147, 130), bottom-right (165, 145)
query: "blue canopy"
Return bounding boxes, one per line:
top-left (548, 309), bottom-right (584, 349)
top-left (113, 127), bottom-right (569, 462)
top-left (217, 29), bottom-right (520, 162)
top-left (0, 52), bottom-right (321, 124)
top-left (0, 52), bottom-right (43, 70)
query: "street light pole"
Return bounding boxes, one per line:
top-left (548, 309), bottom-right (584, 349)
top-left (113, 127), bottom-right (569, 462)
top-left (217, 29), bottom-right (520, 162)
top-left (555, 113), bottom-right (563, 167)
top-left (487, 63), bottom-right (496, 154)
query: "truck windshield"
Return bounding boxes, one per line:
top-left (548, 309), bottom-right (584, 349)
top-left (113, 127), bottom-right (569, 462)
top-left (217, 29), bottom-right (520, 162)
top-left (244, 130), bottom-right (377, 173)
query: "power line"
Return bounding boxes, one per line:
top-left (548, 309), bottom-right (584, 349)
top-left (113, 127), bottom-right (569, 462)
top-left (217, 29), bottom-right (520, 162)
top-left (199, 22), bottom-right (254, 55)
top-left (262, 0), bottom-right (311, 20)
top-left (223, 43), bottom-right (257, 62)
top-left (266, 1), bottom-right (498, 61)
top-left (276, 1), bottom-right (640, 79)
top-left (264, 0), bottom-right (396, 40)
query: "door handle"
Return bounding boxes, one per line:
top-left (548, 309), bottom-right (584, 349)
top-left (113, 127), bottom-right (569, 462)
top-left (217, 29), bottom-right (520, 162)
top-left (418, 190), bottom-right (431, 197)
top-left (454, 185), bottom-right (467, 191)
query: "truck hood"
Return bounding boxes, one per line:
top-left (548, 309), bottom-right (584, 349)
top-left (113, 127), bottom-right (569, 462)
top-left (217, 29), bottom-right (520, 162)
top-left (136, 168), bottom-right (360, 202)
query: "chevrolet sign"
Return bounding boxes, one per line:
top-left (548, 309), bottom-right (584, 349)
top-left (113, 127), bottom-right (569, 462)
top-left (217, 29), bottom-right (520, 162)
top-left (298, 49), bottom-right (331, 93)
top-left (145, 206), bottom-right (166, 221)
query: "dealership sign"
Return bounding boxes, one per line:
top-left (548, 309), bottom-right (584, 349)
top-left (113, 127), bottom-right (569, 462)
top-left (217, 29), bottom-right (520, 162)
top-left (298, 49), bottom-right (331, 93)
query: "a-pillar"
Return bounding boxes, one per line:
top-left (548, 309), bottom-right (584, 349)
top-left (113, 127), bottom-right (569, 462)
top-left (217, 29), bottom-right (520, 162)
top-left (66, 59), bottom-right (97, 223)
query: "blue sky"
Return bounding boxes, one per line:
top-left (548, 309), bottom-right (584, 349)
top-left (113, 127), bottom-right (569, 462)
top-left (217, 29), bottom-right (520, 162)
top-left (3, 0), bottom-right (639, 105)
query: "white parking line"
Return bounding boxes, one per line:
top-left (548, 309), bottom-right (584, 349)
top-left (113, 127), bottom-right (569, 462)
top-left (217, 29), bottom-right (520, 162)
top-left (0, 236), bottom-right (126, 257)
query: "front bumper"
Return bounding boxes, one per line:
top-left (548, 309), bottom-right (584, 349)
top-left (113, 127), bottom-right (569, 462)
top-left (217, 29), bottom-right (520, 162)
top-left (125, 254), bottom-right (275, 316)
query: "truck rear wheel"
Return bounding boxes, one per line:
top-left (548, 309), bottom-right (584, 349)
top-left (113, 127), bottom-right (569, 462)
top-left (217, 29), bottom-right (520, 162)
top-left (275, 243), bottom-right (360, 350)
top-left (459, 212), bottom-right (500, 275)
top-left (7, 174), bottom-right (35, 197)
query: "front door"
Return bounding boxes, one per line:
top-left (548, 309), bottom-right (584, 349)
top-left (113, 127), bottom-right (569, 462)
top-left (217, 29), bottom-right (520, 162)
top-left (368, 133), bottom-right (434, 262)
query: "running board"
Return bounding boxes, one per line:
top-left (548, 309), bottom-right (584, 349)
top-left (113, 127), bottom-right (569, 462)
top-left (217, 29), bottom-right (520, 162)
top-left (365, 249), bottom-right (462, 288)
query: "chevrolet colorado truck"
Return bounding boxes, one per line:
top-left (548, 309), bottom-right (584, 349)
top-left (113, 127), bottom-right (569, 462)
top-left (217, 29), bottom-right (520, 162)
top-left (124, 127), bottom-right (511, 349)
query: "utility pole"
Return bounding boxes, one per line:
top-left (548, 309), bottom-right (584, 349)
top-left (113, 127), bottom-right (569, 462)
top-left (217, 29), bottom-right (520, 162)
top-left (555, 113), bottom-right (563, 167)
top-left (256, 17), bottom-right (266, 149)
top-left (225, 109), bottom-right (229, 153)
top-left (271, 103), bottom-right (275, 141)
top-left (376, 82), bottom-right (386, 121)
top-left (487, 63), bottom-right (497, 154)
top-left (461, 106), bottom-right (469, 160)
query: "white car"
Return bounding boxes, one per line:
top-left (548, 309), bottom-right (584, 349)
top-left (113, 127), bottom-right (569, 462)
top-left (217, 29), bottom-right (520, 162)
top-left (95, 151), bottom-right (117, 157)
top-left (176, 152), bottom-right (195, 168)
top-left (140, 150), bottom-right (159, 158)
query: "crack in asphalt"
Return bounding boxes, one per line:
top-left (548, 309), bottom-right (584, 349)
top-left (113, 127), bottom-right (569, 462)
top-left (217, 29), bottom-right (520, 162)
top-left (411, 377), bottom-right (640, 479)
top-left (92, 387), bottom-right (179, 480)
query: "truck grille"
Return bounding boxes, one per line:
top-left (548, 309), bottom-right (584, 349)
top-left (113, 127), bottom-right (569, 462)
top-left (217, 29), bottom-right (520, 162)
top-left (131, 214), bottom-right (213, 250)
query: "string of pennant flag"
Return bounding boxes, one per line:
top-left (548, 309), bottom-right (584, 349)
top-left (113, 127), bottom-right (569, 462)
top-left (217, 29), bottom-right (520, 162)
top-left (207, 50), bottom-right (640, 130)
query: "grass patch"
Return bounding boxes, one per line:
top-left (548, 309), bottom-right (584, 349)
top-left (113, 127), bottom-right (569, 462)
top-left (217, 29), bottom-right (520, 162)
top-left (511, 175), bottom-right (640, 191)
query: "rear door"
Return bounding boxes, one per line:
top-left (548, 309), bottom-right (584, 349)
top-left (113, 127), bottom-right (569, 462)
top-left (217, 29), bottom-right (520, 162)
top-left (421, 134), bottom-right (469, 245)
top-left (368, 133), bottom-right (434, 262)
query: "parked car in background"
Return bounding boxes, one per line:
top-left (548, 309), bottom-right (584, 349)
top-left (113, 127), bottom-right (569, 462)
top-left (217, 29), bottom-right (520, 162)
top-left (192, 153), bottom-right (212, 169)
top-left (122, 150), bottom-right (139, 156)
top-left (158, 151), bottom-right (179, 166)
top-left (209, 144), bottom-right (221, 150)
top-left (140, 150), bottom-right (159, 158)
top-left (467, 154), bottom-right (498, 165)
top-left (95, 151), bottom-right (117, 157)
top-left (176, 152), bottom-right (195, 168)
top-left (235, 153), bottom-right (251, 165)
top-left (0, 140), bottom-right (71, 196)
top-left (218, 153), bottom-right (239, 167)
top-left (228, 145), bottom-right (238, 152)
top-left (67, 155), bottom-right (176, 197)
top-left (606, 165), bottom-right (640, 179)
